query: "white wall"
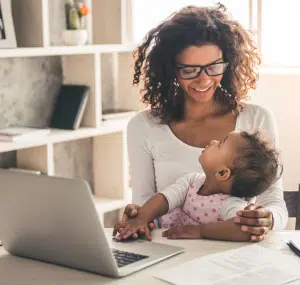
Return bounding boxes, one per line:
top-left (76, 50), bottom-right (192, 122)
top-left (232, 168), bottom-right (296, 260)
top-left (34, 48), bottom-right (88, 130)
top-left (251, 69), bottom-right (300, 192)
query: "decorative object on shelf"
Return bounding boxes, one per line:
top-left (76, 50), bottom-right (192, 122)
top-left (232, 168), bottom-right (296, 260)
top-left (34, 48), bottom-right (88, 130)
top-left (0, 0), bottom-right (16, 48)
top-left (50, 84), bottom-right (89, 130)
top-left (102, 109), bottom-right (136, 121)
top-left (0, 127), bottom-right (50, 142)
top-left (62, 0), bottom-right (89, 46)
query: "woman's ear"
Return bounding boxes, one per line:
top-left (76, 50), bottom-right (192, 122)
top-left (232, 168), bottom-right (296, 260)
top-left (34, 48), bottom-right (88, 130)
top-left (215, 167), bottom-right (231, 181)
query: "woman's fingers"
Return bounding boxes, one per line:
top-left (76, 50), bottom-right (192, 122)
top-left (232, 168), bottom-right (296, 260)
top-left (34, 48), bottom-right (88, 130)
top-left (112, 221), bottom-right (127, 236)
top-left (243, 203), bottom-right (259, 211)
top-left (124, 204), bottom-right (140, 218)
top-left (251, 234), bottom-right (265, 242)
top-left (234, 205), bottom-right (273, 238)
top-left (240, 225), bottom-right (269, 241)
top-left (149, 222), bottom-right (155, 229)
top-left (234, 216), bottom-right (270, 227)
top-left (131, 232), bottom-right (139, 239)
top-left (144, 226), bottom-right (152, 241)
top-left (120, 205), bottom-right (139, 224)
top-left (237, 207), bottom-right (270, 219)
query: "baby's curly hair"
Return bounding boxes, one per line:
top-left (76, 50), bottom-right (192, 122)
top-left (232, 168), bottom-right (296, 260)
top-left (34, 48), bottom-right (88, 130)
top-left (133, 3), bottom-right (261, 123)
top-left (231, 132), bottom-right (282, 198)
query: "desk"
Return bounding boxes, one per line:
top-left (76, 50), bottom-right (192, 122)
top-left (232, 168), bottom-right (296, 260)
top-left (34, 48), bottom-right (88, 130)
top-left (0, 229), bottom-right (298, 285)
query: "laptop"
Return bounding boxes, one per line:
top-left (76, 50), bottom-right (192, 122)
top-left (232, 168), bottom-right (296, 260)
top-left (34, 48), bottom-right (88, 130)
top-left (0, 169), bottom-right (184, 277)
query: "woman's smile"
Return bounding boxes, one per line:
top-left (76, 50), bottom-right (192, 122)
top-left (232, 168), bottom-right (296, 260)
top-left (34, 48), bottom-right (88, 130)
top-left (188, 84), bottom-right (215, 100)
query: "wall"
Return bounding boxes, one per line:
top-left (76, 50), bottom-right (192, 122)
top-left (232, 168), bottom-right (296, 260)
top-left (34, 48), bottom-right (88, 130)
top-left (252, 69), bottom-right (300, 192)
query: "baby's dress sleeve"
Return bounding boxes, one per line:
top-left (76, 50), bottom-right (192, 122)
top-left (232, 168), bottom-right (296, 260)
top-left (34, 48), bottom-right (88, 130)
top-left (160, 172), bottom-right (203, 212)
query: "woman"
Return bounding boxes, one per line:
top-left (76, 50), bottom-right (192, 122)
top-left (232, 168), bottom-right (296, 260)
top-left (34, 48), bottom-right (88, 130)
top-left (122, 4), bottom-right (288, 241)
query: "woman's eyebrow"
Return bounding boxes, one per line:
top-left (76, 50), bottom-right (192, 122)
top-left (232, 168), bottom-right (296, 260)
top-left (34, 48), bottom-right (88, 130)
top-left (177, 58), bottom-right (224, 67)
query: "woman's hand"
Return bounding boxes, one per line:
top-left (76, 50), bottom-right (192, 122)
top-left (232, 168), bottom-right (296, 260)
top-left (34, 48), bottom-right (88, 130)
top-left (115, 217), bottom-right (152, 241)
top-left (112, 204), bottom-right (155, 239)
top-left (233, 204), bottom-right (273, 241)
top-left (162, 225), bottom-right (202, 239)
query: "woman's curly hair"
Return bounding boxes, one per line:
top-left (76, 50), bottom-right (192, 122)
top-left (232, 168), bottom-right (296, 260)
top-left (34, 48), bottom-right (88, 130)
top-left (133, 3), bottom-right (261, 123)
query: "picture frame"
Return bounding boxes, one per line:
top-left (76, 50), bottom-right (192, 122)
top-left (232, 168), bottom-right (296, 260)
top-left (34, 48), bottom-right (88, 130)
top-left (0, 0), bottom-right (16, 48)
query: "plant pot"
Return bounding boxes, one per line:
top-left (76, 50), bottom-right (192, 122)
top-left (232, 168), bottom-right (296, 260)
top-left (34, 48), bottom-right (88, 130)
top-left (62, 29), bottom-right (88, 46)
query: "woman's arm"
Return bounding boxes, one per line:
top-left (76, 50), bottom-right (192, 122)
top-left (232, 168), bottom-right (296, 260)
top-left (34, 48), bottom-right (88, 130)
top-left (254, 107), bottom-right (287, 229)
top-left (127, 112), bottom-right (156, 205)
top-left (235, 106), bottom-right (288, 237)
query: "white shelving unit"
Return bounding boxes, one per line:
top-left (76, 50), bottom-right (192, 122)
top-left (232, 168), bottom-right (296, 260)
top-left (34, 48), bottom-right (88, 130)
top-left (2, 0), bottom-right (140, 223)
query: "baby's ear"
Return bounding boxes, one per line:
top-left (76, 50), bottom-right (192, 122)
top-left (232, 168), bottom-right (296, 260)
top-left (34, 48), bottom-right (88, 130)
top-left (215, 167), bottom-right (231, 181)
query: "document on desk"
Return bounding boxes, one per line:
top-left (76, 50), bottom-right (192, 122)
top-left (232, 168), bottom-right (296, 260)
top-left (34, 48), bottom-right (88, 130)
top-left (155, 244), bottom-right (300, 285)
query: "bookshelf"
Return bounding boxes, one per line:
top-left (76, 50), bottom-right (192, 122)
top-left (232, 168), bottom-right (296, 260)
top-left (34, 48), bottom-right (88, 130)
top-left (2, 0), bottom-right (141, 224)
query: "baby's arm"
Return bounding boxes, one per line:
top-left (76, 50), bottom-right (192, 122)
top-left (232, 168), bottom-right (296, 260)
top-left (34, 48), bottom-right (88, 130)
top-left (163, 197), bottom-right (252, 241)
top-left (199, 197), bottom-right (252, 241)
top-left (115, 172), bottom-right (201, 240)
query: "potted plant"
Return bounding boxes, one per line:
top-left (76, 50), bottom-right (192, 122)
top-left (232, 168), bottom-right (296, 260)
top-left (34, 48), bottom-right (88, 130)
top-left (62, 0), bottom-right (90, 46)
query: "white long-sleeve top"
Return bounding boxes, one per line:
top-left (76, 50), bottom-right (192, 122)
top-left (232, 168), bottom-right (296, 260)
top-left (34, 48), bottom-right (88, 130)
top-left (160, 172), bottom-right (248, 220)
top-left (127, 102), bottom-right (288, 230)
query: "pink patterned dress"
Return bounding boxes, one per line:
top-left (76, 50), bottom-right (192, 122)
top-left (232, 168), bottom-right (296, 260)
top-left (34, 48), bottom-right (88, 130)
top-left (161, 176), bottom-right (230, 228)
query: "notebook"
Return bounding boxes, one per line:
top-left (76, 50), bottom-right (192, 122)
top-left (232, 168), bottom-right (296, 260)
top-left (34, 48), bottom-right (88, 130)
top-left (50, 84), bottom-right (89, 130)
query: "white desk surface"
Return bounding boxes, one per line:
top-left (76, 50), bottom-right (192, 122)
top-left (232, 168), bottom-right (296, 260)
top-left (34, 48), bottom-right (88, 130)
top-left (0, 228), bottom-right (298, 285)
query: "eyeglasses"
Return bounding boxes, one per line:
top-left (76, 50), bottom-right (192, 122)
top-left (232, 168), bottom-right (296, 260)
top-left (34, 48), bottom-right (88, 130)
top-left (176, 62), bottom-right (229, 80)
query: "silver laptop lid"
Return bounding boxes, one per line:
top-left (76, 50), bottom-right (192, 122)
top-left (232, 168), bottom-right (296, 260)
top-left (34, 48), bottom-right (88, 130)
top-left (0, 169), bottom-right (119, 276)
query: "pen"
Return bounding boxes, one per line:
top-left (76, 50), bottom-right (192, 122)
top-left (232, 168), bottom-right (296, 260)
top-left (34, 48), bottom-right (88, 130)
top-left (285, 240), bottom-right (300, 257)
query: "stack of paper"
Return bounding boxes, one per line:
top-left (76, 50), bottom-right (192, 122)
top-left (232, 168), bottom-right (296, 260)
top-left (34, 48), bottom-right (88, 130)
top-left (155, 244), bottom-right (300, 285)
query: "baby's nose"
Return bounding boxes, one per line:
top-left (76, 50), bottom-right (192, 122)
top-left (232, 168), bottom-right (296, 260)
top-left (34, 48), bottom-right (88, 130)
top-left (210, 140), bottom-right (218, 146)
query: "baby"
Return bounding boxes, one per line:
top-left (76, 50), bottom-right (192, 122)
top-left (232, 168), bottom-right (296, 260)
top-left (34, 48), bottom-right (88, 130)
top-left (114, 131), bottom-right (281, 241)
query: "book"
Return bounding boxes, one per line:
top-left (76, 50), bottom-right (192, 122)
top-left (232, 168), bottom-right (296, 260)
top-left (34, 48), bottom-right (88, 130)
top-left (50, 84), bottom-right (89, 130)
top-left (0, 127), bottom-right (50, 142)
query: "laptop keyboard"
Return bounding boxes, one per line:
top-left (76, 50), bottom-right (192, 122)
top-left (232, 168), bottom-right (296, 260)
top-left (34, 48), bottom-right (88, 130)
top-left (112, 249), bottom-right (149, 267)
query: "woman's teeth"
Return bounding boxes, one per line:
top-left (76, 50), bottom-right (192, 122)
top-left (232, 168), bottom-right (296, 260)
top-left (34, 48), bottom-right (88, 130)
top-left (192, 86), bottom-right (212, 92)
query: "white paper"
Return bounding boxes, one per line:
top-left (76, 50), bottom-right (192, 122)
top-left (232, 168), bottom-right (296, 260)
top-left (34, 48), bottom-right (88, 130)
top-left (154, 244), bottom-right (300, 285)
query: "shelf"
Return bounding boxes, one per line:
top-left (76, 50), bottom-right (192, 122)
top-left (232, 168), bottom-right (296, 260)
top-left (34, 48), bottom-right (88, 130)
top-left (0, 118), bottom-right (130, 153)
top-left (93, 186), bottom-right (132, 214)
top-left (102, 109), bottom-right (136, 120)
top-left (94, 196), bottom-right (129, 214)
top-left (0, 44), bottom-right (136, 58)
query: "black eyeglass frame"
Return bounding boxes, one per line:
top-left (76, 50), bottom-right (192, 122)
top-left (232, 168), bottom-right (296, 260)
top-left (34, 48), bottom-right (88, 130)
top-left (176, 62), bottom-right (229, 79)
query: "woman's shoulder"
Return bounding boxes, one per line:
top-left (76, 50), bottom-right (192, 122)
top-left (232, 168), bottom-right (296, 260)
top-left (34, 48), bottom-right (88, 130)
top-left (240, 101), bottom-right (275, 119)
top-left (128, 110), bottom-right (163, 130)
top-left (238, 102), bottom-right (278, 141)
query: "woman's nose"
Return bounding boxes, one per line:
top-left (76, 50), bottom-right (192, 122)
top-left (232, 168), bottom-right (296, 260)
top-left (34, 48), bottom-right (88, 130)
top-left (195, 69), bottom-right (211, 80)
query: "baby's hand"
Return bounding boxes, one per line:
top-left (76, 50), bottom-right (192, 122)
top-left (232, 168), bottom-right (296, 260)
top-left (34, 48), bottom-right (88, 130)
top-left (116, 217), bottom-right (151, 241)
top-left (162, 225), bottom-right (202, 239)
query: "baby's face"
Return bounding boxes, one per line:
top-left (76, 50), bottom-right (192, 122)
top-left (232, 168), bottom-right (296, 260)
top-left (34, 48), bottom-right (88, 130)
top-left (199, 131), bottom-right (245, 174)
